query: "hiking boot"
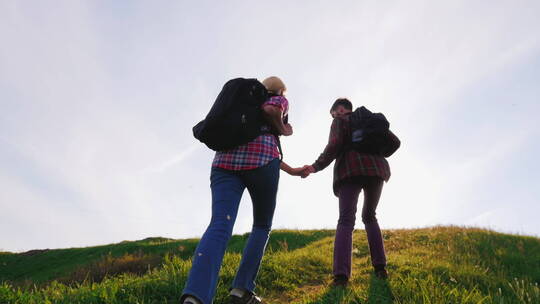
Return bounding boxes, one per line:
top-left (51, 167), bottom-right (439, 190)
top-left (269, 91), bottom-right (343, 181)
top-left (331, 274), bottom-right (349, 287)
top-left (374, 265), bottom-right (388, 279)
top-left (230, 290), bottom-right (263, 304)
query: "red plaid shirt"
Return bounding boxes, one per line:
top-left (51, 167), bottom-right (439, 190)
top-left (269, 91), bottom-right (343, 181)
top-left (212, 96), bottom-right (288, 170)
top-left (312, 113), bottom-right (392, 196)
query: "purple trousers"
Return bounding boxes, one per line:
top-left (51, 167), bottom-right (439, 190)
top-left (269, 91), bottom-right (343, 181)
top-left (333, 176), bottom-right (386, 278)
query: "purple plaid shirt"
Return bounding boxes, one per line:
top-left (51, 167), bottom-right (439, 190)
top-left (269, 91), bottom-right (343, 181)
top-left (212, 95), bottom-right (289, 170)
top-left (312, 113), bottom-right (392, 196)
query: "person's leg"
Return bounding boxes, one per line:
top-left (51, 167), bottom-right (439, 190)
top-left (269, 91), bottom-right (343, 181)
top-left (182, 167), bottom-right (245, 304)
top-left (361, 177), bottom-right (386, 269)
top-left (334, 182), bottom-right (362, 279)
top-left (232, 159), bottom-right (280, 292)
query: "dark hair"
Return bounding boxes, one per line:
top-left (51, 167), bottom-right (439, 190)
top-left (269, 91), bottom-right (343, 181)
top-left (330, 98), bottom-right (353, 112)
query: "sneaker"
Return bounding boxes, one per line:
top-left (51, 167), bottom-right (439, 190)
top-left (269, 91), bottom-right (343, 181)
top-left (331, 274), bottom-right (349, 287)
top-left (230, 290), bottom-right (263, 304)
top-left (181, 295), bottom-right (201, 304)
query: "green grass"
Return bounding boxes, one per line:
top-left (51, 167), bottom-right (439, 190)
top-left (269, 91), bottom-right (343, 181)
top-left (0, 227), bottom-right (539, 303)
top-left (0, 230), bottom-right (334, 287)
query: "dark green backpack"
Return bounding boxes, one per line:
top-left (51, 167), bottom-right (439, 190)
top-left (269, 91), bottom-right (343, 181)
top-left (192, 78), bottom-right (269, 151)
top-left (349, 106), bottom-right (400, 157)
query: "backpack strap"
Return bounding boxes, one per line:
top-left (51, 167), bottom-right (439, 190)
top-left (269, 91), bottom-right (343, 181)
top-left (274, 134), bottom-right (283, 161)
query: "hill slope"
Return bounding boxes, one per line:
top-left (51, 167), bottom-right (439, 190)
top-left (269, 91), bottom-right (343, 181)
top-left (1, 226), bottom-right (539, 303)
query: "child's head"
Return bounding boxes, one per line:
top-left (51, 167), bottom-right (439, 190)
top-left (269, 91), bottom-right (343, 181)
top-left (262, 76), bottom-right (287, 96)
top-left (330, 98), bottom-right (353, 118)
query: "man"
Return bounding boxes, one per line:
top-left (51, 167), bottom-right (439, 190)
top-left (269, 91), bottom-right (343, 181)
top-left (303, 98), bottom-right (394, 286)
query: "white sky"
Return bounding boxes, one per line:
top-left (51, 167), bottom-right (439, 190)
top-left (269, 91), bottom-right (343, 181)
top-left (1, 1), bottom-right (540, 252)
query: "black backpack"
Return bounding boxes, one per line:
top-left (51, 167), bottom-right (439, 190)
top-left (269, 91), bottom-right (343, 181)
top-left (349, 106), bottom-right (400, 157)
top-left (192, 78), bottom-right (270, 151)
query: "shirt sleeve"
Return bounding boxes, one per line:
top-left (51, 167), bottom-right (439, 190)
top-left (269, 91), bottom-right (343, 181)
top-left (262, 96), bottom-right (287, 113)
top-left (312, 117), bottom-right (346, 172)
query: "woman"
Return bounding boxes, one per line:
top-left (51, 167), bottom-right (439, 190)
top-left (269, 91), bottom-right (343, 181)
top-left (181, 76), bottom-right (305, 304)
top-left (303, 98), bottom-right (396, 286)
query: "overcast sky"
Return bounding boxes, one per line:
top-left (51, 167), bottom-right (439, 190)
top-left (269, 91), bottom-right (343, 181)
top-left (1, 1), bottom-right (539, 252)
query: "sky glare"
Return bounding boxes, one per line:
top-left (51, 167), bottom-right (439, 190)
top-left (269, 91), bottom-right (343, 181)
top-left (1, 1), bottom-right (540, 252)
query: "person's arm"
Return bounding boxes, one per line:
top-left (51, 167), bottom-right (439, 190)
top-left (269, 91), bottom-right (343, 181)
top-left (309, 118), bottom-right (345, 173)
top-left (280, 161), bottom-right (310, 177)
top-left (262, 104), bottom-right (292, 136)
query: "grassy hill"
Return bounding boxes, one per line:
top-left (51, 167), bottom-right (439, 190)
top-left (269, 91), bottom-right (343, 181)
top-left (0, 226), bottom-right (539, 303)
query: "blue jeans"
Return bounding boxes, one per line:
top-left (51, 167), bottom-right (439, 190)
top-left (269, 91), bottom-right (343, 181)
top-left (182, 158), bottom-right (280, 304)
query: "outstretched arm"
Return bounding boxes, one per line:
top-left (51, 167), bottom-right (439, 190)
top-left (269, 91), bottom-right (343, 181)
top-left (280, 161), bottom-right (310, 177)
top-left (310, 118), bottom-right (345, 173)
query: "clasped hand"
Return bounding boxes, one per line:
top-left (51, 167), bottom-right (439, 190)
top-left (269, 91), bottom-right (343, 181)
top-left (288, 165), bottom-right (315, 178)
